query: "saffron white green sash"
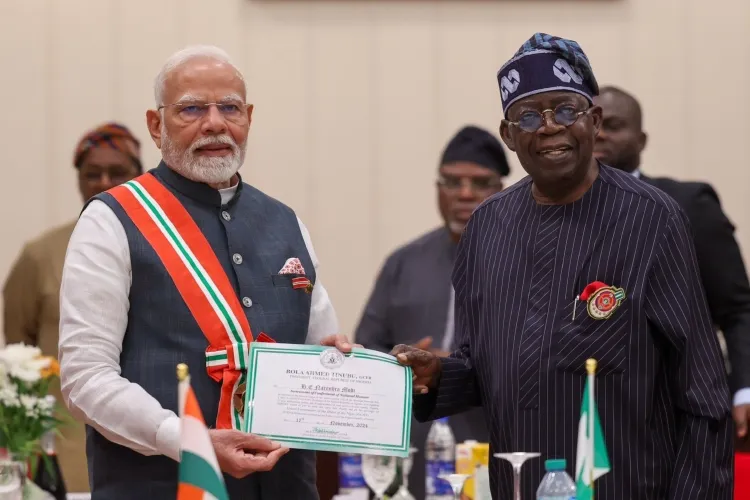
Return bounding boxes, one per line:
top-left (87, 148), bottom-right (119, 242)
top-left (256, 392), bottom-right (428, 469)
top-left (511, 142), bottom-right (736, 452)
top-left (109, 173), bottom-right (259, 430)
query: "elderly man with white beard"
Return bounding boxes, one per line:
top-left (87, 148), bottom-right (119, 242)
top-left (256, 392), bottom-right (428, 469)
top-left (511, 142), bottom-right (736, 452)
top-left (57, 45), bottom-right (339, 499)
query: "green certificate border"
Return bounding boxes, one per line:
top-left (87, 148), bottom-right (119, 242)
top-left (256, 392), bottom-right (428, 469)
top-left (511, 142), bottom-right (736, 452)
top-left (243, 343), bottom-right (412, 457)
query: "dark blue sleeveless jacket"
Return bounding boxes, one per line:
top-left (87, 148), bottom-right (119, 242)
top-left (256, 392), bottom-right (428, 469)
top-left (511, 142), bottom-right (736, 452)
top-left (86, 163), bottom-right (318, 499)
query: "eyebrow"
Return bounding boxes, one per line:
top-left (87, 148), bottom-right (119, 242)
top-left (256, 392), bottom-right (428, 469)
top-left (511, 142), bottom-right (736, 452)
top-left (174, 94), bottom-right (203, 105)
top-left (174, 93), bottom-right (244, 105)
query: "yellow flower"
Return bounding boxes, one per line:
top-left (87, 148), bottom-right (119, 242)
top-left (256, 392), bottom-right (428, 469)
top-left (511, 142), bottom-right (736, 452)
top-left (39, 356), bottom-right (60, 379)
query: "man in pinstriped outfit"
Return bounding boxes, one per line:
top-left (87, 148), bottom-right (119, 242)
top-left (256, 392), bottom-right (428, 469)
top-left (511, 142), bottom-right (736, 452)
top-left (393, 33), bottom-right (733, 499)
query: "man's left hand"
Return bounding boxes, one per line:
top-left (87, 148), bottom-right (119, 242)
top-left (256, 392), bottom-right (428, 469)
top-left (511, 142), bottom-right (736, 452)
top-left (734, 404), bottom-right (750, 438)
top-left (319, 334), bottom-right (363, 353)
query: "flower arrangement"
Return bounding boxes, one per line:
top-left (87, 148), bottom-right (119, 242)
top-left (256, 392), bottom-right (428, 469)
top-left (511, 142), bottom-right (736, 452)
top-left (0, 343), bottom-right (61, 462)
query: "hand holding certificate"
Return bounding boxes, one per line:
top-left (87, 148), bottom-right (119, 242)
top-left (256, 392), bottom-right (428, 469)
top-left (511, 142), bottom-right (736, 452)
top-left (242, 342), bottom-right (413, 457)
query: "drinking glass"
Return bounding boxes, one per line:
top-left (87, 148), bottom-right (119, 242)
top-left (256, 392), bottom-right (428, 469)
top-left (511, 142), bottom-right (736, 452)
top-left (494, 452), bottom-right (540, 500)
top-left (438, 473), bottom-right (472, 500)
top-left (0, 458), bottom-right (25, 500)
top-left (391, 447), bottom-right (418, 500)
top-left (362, 454), bottom-right (397, 500)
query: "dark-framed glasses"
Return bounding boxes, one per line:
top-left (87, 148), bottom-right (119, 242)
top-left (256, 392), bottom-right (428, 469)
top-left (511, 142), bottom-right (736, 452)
top-left (437, 175), bottom-right (503, 192)
top-left (508, 104), bottom-right (589, 133)
top-left (158, 99), bottom-right (248, 124)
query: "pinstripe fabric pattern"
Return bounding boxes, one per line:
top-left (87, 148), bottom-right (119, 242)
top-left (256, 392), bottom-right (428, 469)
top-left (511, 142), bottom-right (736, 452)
top-left (413, 165), bottom-right (733, 499)
top-left (518, 206), bottom-right (562, 408)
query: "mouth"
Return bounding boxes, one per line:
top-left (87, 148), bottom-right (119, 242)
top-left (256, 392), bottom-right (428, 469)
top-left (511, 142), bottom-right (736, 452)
top-left (195, 144), bottom-right (233, 157)
top-left (593, 147), bottom-right (610, 160)
top-left (452, 206), bottom-right (477, 221)
top-left (537, 144), bottom-right (574, 161)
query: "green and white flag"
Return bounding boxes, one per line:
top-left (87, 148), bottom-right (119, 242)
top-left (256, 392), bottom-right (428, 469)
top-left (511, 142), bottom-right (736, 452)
top-left (575, 361), bottom-right (610, 500)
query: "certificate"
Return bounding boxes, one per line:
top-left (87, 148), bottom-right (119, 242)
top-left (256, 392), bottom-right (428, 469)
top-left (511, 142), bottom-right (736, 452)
top-left (243, 343), bottom-right (412, 457)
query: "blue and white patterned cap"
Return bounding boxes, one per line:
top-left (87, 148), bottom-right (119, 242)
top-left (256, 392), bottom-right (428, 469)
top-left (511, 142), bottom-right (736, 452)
top-left (497, 33), bottom-right (599, 117)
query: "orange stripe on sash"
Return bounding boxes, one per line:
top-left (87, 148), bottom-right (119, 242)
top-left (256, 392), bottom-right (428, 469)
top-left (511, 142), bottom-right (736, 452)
top-left (135, 174), bottom-right (252, 344)
top-left (108, 173), bottom-right (254, 430)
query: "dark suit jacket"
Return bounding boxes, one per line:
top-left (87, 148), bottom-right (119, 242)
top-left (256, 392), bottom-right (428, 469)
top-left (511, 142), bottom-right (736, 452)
top-left (642, 174), bottom-right (750, 394)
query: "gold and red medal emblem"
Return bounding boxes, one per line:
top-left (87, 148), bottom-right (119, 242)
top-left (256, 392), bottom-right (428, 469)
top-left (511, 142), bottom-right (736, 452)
top-left (576, 281), bottom-right (626, 320)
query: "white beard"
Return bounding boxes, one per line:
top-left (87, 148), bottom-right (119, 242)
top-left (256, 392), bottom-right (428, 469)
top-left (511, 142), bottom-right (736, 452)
top-left (161, 125), bottom-right (246, 184)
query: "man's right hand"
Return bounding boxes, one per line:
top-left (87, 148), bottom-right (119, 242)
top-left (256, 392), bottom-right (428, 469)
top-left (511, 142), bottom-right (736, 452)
top-left (413, 336), bottom-right (451, 357)
top-left (390, 344), bottom-right (442, 395)
top-left (209, 429), bottom-right (289, 478)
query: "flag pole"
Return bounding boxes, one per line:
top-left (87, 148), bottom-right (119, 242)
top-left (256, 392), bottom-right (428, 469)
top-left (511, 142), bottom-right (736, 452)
top-left (177, 363), bottom-right (188, 423)
top-left (586, 358), bottom-right (597, 500)
top-left (177, 363), bottom-right (188, 382)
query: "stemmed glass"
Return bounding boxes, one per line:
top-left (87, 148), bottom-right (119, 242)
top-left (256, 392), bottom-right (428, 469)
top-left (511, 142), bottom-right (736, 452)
top-left (494, 452), bottom-right (541, 500)
top-left (391, 447), bottom-right (418, 500)
top-left (362, 454), bottom-right (398, 500)
top-left (438, 473), bottom-right (472, 500)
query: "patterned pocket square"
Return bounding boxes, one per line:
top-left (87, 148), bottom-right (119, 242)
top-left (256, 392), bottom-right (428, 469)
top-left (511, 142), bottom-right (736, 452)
top-left (278, 257), bottom-right (306, 275)
top-left (278, 257), bottom-right (313, 293)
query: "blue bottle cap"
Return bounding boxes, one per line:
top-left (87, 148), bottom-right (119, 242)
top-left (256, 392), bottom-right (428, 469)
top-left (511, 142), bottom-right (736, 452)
top-left (545, 458), bottom-right (567, 471)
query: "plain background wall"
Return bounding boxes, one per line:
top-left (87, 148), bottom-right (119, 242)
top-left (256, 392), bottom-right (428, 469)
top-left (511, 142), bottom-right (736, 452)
top-left (1, 0), bottom-right (749, 345)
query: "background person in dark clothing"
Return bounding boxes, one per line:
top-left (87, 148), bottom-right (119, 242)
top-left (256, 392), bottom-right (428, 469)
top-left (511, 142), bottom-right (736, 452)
top-left (354, 125), bottom-right (509, 499)
top-left (593, 85), bottom-right (750, 447)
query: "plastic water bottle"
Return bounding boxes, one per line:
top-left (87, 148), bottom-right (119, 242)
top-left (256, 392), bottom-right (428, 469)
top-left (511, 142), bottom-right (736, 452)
top-left (536, 459), bottom-right (577, 500)
top-left (338, 453), bottom-right (368, 496)
top-left (425, 417), bottom-right (455, 500)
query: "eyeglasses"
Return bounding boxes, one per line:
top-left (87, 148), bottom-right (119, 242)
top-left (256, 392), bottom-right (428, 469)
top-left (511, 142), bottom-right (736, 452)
top-left (79, 167), bottom-right (138, 185)
top-left (508, 104), bottom-right (589, 133)
top-left (437, 175), bottom-right (503, 192)
top-left (158, 100), bottom-right (248, 124)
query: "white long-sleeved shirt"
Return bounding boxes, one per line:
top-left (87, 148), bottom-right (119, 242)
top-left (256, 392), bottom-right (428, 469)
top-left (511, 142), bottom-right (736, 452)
top-left (58, 184), bottom-right (338, 462)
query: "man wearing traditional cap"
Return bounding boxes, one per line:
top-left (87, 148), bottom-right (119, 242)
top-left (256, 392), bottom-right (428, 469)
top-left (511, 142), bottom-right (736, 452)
top-left (392, 33), bottom-right (733, 499)
top-left (3, 122), bottom-right (142, 493)
top-left (355, 125), bottom-right (509, 499)
top-left (593, 85), bottom-right (750, 449)
top-left (58, 45), bottom-right (339, 498)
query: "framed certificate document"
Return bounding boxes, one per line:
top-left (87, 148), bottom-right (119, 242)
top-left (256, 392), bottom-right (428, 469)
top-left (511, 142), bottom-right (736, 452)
top-left (243, 343), bottom-right (413, 457)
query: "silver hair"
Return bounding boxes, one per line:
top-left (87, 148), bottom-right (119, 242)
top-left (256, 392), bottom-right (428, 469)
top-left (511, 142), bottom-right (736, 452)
top-left (153, 45), bottom-right (246, 107)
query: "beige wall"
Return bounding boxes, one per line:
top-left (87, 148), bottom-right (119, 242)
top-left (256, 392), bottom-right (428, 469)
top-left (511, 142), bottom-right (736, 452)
top-left (1, 0), bottom-right (749, 345)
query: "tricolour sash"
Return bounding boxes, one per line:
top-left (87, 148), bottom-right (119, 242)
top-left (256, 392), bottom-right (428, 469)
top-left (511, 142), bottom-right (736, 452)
top-left (109, 173), bottom-right (269, 431)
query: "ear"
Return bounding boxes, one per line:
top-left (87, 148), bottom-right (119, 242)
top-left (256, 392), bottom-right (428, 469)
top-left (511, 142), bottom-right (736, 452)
top-left (246, 104), bottom-right (254, 129)
top-left (499, 120), bottom-right (516, 152)
top-left (589, 105), bottom-right (603, 137)
top-left (146, 109), bottom-right (163, 149)
top-left (638, 131), bottom-right (648, 154)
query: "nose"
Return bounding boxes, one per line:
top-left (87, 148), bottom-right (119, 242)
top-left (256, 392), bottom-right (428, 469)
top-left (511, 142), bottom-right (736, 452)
top-left (458, 181), bottom-right (475, 199)
top-left (537, 110), bottom-right (566, 136)
top-left (96, 172), bottom-right (114, 190)
top-left (201, 105), bottom-right (228, 135)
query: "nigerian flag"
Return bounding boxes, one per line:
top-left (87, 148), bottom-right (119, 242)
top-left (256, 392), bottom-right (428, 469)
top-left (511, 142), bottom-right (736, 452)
top-left (177, 364), bottom-right (229, 500)
top-left (575, 359), bottom-right (610, 500)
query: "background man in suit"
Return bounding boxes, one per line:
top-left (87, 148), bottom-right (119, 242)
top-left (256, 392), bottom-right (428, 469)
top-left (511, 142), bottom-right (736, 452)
top-left (593, 86), bottom-right (750, 445)
top-left (355, 125), bottom-right (509, 499)
top-left (3, 122), bottom-right (143, 493)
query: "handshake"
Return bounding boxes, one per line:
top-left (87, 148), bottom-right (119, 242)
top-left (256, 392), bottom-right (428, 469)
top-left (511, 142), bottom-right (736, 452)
top-left (213, 334), bottom-right (444, 478)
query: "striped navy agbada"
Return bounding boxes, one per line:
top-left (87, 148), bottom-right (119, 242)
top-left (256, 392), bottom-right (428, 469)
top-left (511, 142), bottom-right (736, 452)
top-left (413, 164), bottom-right (734, 499)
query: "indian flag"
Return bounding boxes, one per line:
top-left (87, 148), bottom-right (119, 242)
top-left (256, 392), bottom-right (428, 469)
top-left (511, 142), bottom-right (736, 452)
top-left (178, 366), bottom-right (229, 500)
top-left (575, 359), bottom-right (610, 500)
